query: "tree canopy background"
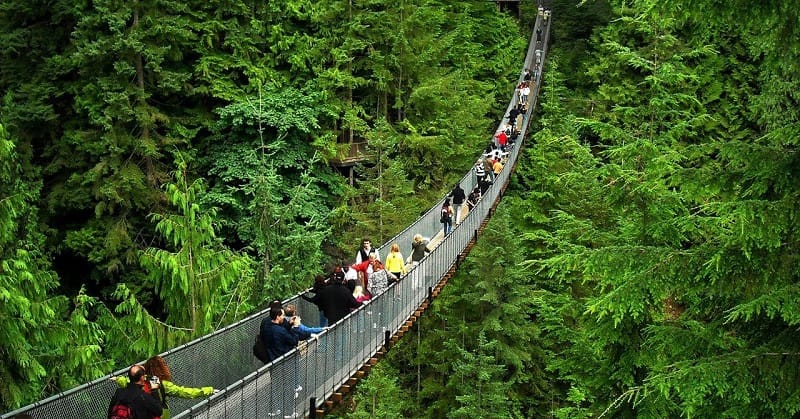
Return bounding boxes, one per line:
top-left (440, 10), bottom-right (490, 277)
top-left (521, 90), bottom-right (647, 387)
top-left (342, 0), bottom-right (800, 417)
top-left (3, 0), bottom-right (799, 416)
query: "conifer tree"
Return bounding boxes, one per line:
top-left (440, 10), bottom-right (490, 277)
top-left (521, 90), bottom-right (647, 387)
top-left (522, 0), bottom-right (800, 416)
top-left (0, 125), bottom-right (107, 411)
top-left (0, 124), bottom-right (60, 409)
top-left (348, 363), bottom-right (410, 419)
top-left (402, 211), bottom-right (545, 417)
top-left (139, 158), bottom-right (253, 337)
top-left (202, 86), bottom-right (340, 297)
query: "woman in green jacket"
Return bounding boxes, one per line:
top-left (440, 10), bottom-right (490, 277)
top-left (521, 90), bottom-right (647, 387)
top-left (112, 355), bottom-right (216, 419)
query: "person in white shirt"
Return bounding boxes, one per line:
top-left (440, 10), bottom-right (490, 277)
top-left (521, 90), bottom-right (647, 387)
top-left (354, 238), bottom-right (380, 264)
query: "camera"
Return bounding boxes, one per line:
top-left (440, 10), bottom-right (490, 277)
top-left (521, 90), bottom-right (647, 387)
top-left (148, 375), bottom-right (160, 387)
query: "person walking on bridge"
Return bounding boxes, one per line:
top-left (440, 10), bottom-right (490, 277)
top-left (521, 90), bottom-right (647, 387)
top-left (384, 243), bottom-right (407, 281)
top-left (474, 158), bottom-right (486, 184)
top-left (108, 365), bottom-right (163, 419)
top-left (448, 183), bottom-right (466, 224)
top-left (440, 199), bottom-right (454, 236)
top-left (301, 278), bottom-right (362, 324)
top-left (410, 234), bottom-right (431, 267)
top-left (467, 187), bottom-right (480, 212)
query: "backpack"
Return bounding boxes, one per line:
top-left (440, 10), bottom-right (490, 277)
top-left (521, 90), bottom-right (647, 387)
top-left (253, 332), bottom-right (269, 364)
top-left (108, 403), bottom-right (133, 419)
top-left (440, 208), bottom-right (451, 223)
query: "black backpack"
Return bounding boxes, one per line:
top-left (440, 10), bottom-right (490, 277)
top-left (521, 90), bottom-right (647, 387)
top-left (440, 208), bottom-right (451, 223)
top-left (253, 333), bottom-right (269, 364)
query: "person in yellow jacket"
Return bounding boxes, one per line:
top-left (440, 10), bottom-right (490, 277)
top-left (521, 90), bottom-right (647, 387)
top-left (493, 159), bottom-right (504, 176)
top-left (384, 243), bottom-right (407, 281)
top-left (112, 355), bottom-right (216, 419)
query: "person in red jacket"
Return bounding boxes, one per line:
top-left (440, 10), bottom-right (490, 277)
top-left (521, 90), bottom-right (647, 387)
top-left (495, 129), bottom-right (508, 151)
top-left (351, 254), bottom-right (384, 293)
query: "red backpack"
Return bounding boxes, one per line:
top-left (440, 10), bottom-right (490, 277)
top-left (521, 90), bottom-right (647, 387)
top-left (108, 403), bottom-right (133, 419)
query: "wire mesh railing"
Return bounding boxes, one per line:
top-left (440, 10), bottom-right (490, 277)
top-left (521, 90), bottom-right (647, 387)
top-left (2, 11), bottom-right (552, 419)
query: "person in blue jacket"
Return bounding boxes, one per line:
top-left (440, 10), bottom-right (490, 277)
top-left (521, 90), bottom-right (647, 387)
top-left (283, 304), bottom-right (327, 340)
top-left (260, 306), bottom-right (300, 363)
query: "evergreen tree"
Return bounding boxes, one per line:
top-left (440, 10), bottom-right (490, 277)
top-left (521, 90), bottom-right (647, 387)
top-left (396, 211), bottom-right (545, 418)
top-left (44, 0), bottom-right (210, 284)
top-left (0, 123), bottom-right (60, 409)
top-left (0, 125), bottom-right (108, 411)
top-left (202, 85), bottom-right (341, 297)
top-left (139, 158), bottom-right (253, 337)
top-left (346, 363), bottom-right (410, 419)
top-left (520, 0), bottom-right (800, 417)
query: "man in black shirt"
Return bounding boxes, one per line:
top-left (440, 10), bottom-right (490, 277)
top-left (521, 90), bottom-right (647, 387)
top-left (302, 279), bottom-right (361, 324)
top-left (108, 365), bottom-right (162, 419)
top-left (448, 183), bottom-right (466, 224)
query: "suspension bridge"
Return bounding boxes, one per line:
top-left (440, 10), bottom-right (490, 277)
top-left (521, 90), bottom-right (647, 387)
top-left (2, 9), bottom-right (551, 419)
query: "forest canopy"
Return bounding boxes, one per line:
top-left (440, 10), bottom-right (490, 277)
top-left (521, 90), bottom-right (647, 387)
top-left (3, 0), bottom-right (800, 417)
top-left (345, 0), bottom-right (800, 417)
top-left (0, 0), bottom-right (525, 411)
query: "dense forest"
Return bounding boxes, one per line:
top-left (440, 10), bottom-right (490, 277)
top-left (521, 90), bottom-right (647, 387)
top-left (342, 0), bottom-right (800, 417)
top-left (0, 0), bottom-right (526, 412)
top-left (2, 0), bottom-right (799, 417)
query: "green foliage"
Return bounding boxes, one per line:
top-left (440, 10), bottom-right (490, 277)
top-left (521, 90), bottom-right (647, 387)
top-left (140, 158), bottom-right (254, 336)
top-left (53, 288), bottom-right (116, 388)
top-left (342, 118), bottom-right (420, 246)
top-left (371, 210), bottom-right (547, 418)
top-left (0, 125), bottom-right (58, 409)
top-left (20, 1), bottom-right (795, 416)
top-left (512, 1), bottom-right (800, 417)
top-left (0, 125), bottom-right (109, 411)
top-left (42, 0), bottom-right (211, 281)
top-left (0, 0), bottom-right (546, 412)
top-left (202, 85), bottom-right (342, 298)
top-left (103, 283), bottom-right (192, 359)
top-left (345, 363), bottom-right (410, 419)
top-left (446, 333), bottom-right (515, 419)
top-left (334, 0), bottom-right (529, 248)
top-left (536, 0), bottom-right (613, 93)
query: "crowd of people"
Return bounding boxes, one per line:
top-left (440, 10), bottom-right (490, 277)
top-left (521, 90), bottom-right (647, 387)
top-left (258, 59), bottom-right (533, 363)
top-left (462, 95), bottom-right (522, 225)
top-left (104, 52), bottom-right (538, 419)
top-left (261, 60), bottom-right (533, 413)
